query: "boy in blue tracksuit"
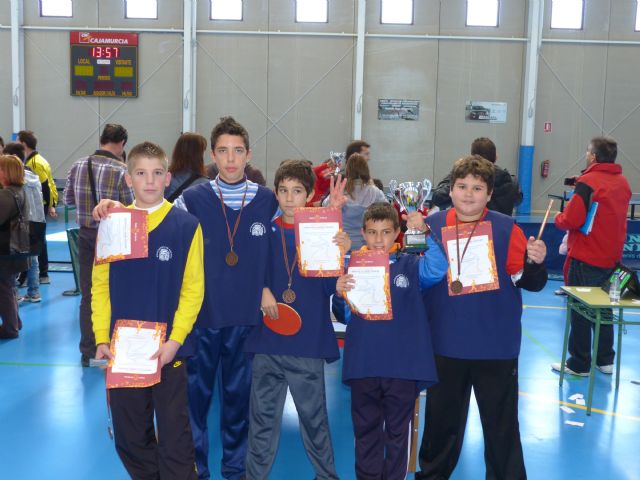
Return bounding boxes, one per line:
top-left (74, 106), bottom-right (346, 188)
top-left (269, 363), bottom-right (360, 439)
top-left (244, 160), bottom-right (349, 479)
top-left (176, 118), bottom-right (278, 480)
top-left (337, 202), bottom-right (448, 480)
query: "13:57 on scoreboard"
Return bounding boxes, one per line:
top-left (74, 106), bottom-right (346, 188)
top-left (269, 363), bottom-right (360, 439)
top-left (70, 31), bottom-right (138, 98)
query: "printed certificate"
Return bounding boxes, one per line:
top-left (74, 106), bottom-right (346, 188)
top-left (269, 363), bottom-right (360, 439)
top-left (345, 250), bottom-right (392, 320)
top-left (295, 207), bottom-right (344, 277)
top-left (95, 207), bottom-right (148, 264)
top-left (106, 320), bottom-right (166, 389)
top-left (441, 221), bottom-right (499, 296)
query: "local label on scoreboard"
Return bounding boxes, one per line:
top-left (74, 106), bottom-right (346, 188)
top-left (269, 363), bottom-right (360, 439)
top-left (70, 32), bottom-right (138, 98)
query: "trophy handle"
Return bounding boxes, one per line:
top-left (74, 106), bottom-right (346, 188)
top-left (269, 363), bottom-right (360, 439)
top-left (388, 180), bottom-right (404, 212)
top-left (330, 151), bottom-right (345, 176)
top-left (420, 179), bottom-right (433, 211)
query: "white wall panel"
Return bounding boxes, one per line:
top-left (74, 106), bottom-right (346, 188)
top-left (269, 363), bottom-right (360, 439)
top-left (433, 41), bottom-right (523, 186)
top-left (362, 39), bottom-right (438, 186)
top-left (196, 35), bottom-right (269, 174)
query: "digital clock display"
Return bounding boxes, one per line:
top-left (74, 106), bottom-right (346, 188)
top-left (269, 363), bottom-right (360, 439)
top-left (91, 46), bottom-right (120, 59)
top-left (70, 32), bottom-right (138, 98)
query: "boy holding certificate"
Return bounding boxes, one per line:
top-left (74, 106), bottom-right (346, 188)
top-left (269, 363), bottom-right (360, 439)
top-left (244, 160), bottom-right (349, 479)
top-left (415, 155), bottom-right (547, 480)
top-left (93, 118), bottom-right (278, 479)
top-left (92, 142), bottom-right (205, 479)
top-left (336, 202), bottom-right (448, 480)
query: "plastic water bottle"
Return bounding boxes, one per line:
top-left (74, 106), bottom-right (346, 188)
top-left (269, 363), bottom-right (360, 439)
top-left (609, 275), bottom-right (621, 304)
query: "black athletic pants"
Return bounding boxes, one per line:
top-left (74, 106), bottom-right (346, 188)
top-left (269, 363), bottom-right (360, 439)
top-left (109, 360), bottom-right (197, 480)
top-left (416, 356), bottom-right (526, 480)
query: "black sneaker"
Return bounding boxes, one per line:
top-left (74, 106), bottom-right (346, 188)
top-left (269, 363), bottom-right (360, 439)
top-left (16, 273), bottom-right (27, 288)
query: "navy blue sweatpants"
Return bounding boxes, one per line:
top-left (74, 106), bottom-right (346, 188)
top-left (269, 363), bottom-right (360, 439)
top-left (350, 377), bottom-right (417, 480)
top-left (186, 326), bottom-right (253, 480)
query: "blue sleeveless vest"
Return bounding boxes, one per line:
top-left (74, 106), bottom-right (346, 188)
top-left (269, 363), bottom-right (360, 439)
top-left (244, 221), bottom-right (340, 362)
top-left (108, 207), bottom-right (199, 348)
top-left (425, 210), bottom-right (523, 359)
top-left (181, 182), bottom-right (278, 329)
top-left (343, 253), bottom-right (438, 391)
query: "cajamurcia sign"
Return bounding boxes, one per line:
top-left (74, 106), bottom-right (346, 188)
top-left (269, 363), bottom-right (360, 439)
top-left (70, 32), bottom-right (139, 98)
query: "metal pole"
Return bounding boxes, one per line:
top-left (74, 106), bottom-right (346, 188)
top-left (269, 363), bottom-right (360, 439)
top-left (517, 0), bottom-right (544, 215)
top-left (10, 0), bottom-right (25, 136)
top-left (190, 0), bottom-right (198, 131)
top-left (182, 0), bottom-right (195, 132)
top-left (353, 0), bottom-right (365, 140)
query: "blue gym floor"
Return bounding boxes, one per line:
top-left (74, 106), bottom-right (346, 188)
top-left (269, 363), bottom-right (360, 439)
top-left (1, 214), bottom-right (639, 480)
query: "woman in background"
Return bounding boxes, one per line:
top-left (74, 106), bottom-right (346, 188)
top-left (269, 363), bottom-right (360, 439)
top-left (323, 153), bottom-right (386, 250)
top-left (0, 155), bottom-right (29, 339)
top-left (165, 132), bottom-right (210, 201)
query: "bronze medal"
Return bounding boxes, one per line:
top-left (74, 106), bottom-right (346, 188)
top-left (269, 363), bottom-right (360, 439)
top-left (225, 251), bottom-right (238, 267)
top-left (279, 222), bottom-right (299, 306)
top-left (216, 178), bottom-right (248, 269)
top-left (452, 216), bottom-right (480, 296)
top-left (282, 288), bottom-right (296, 304)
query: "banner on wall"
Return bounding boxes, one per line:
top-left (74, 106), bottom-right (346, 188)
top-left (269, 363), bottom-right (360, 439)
top-left (378, 99), bottom-right (420, 121)
top-left (465, 101), bottom-right (507, 123)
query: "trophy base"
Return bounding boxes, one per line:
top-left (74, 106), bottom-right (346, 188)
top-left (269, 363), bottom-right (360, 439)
top-left (403, 232), bottom-right (429, 253)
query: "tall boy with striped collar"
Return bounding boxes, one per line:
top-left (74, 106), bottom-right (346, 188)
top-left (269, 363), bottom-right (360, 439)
top-left (175, 118), bottom-right (278, 480)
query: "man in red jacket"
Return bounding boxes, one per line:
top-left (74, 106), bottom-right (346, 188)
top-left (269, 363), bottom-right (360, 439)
top-left (551, 136), bottom-right (631, 376)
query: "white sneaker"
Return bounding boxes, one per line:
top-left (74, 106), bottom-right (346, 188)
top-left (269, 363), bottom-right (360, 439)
top-left (597, 364), bottom-right (613, 374)
top-left (24, 294), bottom-right (41, 303)
top-left (550, 362), bottom-right (589, 377)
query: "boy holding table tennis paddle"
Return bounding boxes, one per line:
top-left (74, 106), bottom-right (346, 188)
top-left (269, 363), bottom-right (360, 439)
top-left (243, 160), bottom-right (349, 480)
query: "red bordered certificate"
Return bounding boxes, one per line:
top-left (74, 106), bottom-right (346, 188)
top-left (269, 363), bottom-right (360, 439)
top-left (344, 250), bottom-right (393, 320)
top-left (95, 208), bottom-right (148, 264)
top-left (294, 207), bottom-right (344, 277)
top-left (106, 320), bottom-right (166, 389)
top-left (440, 220), bottom-right (499, 296)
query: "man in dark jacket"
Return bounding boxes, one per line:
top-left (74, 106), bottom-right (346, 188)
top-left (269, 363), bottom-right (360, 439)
top-left (432, 137), bottom-right (521, 215)
top-left (551, 136), bottom-right (631, 376)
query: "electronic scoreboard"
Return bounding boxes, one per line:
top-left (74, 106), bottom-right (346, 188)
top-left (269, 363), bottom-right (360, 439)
top-left (70, 32), bottom-right (138, 98)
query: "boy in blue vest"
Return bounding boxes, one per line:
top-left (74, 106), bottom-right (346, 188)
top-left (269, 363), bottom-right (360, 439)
top-left (244, 160), bottom-right (349, 479)
top-left (414, 155), bottom-right (547, 480)
top-left (176, 118), bottom-right (279, 480)
top-left (92, 141), bottom-right (205, 479)
top-left (93, 118), bottom-right (278, 479)
top-left (336, 202), bottom-right (448, 480)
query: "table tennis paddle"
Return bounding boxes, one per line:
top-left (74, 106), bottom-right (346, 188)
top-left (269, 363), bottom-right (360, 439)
top-left (263, 303), bottom-right (302, 336)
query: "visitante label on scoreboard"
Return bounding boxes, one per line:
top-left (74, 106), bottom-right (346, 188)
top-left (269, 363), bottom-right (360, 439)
top-left (70, 32), bottom-right (138, 98)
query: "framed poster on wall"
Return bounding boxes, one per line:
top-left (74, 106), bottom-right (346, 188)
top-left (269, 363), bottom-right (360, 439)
top-left (378, 99), bottom-right (420, 120)
top-left (465, 101), bottom-right (507, 123)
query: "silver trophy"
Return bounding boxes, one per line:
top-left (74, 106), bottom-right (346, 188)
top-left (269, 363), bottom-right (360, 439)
top-left (329, 151), bottom-right (346, 175)
top-left (389, 179), bottom-right (432, 251)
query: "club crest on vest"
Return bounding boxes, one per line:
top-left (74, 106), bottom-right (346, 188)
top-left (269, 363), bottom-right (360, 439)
top-left (250, 222), bottom-right (266, 236)
top-left (393, 274), bottom-right (410, 288)
top-left (156, 246), bottom-right (173, 262)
